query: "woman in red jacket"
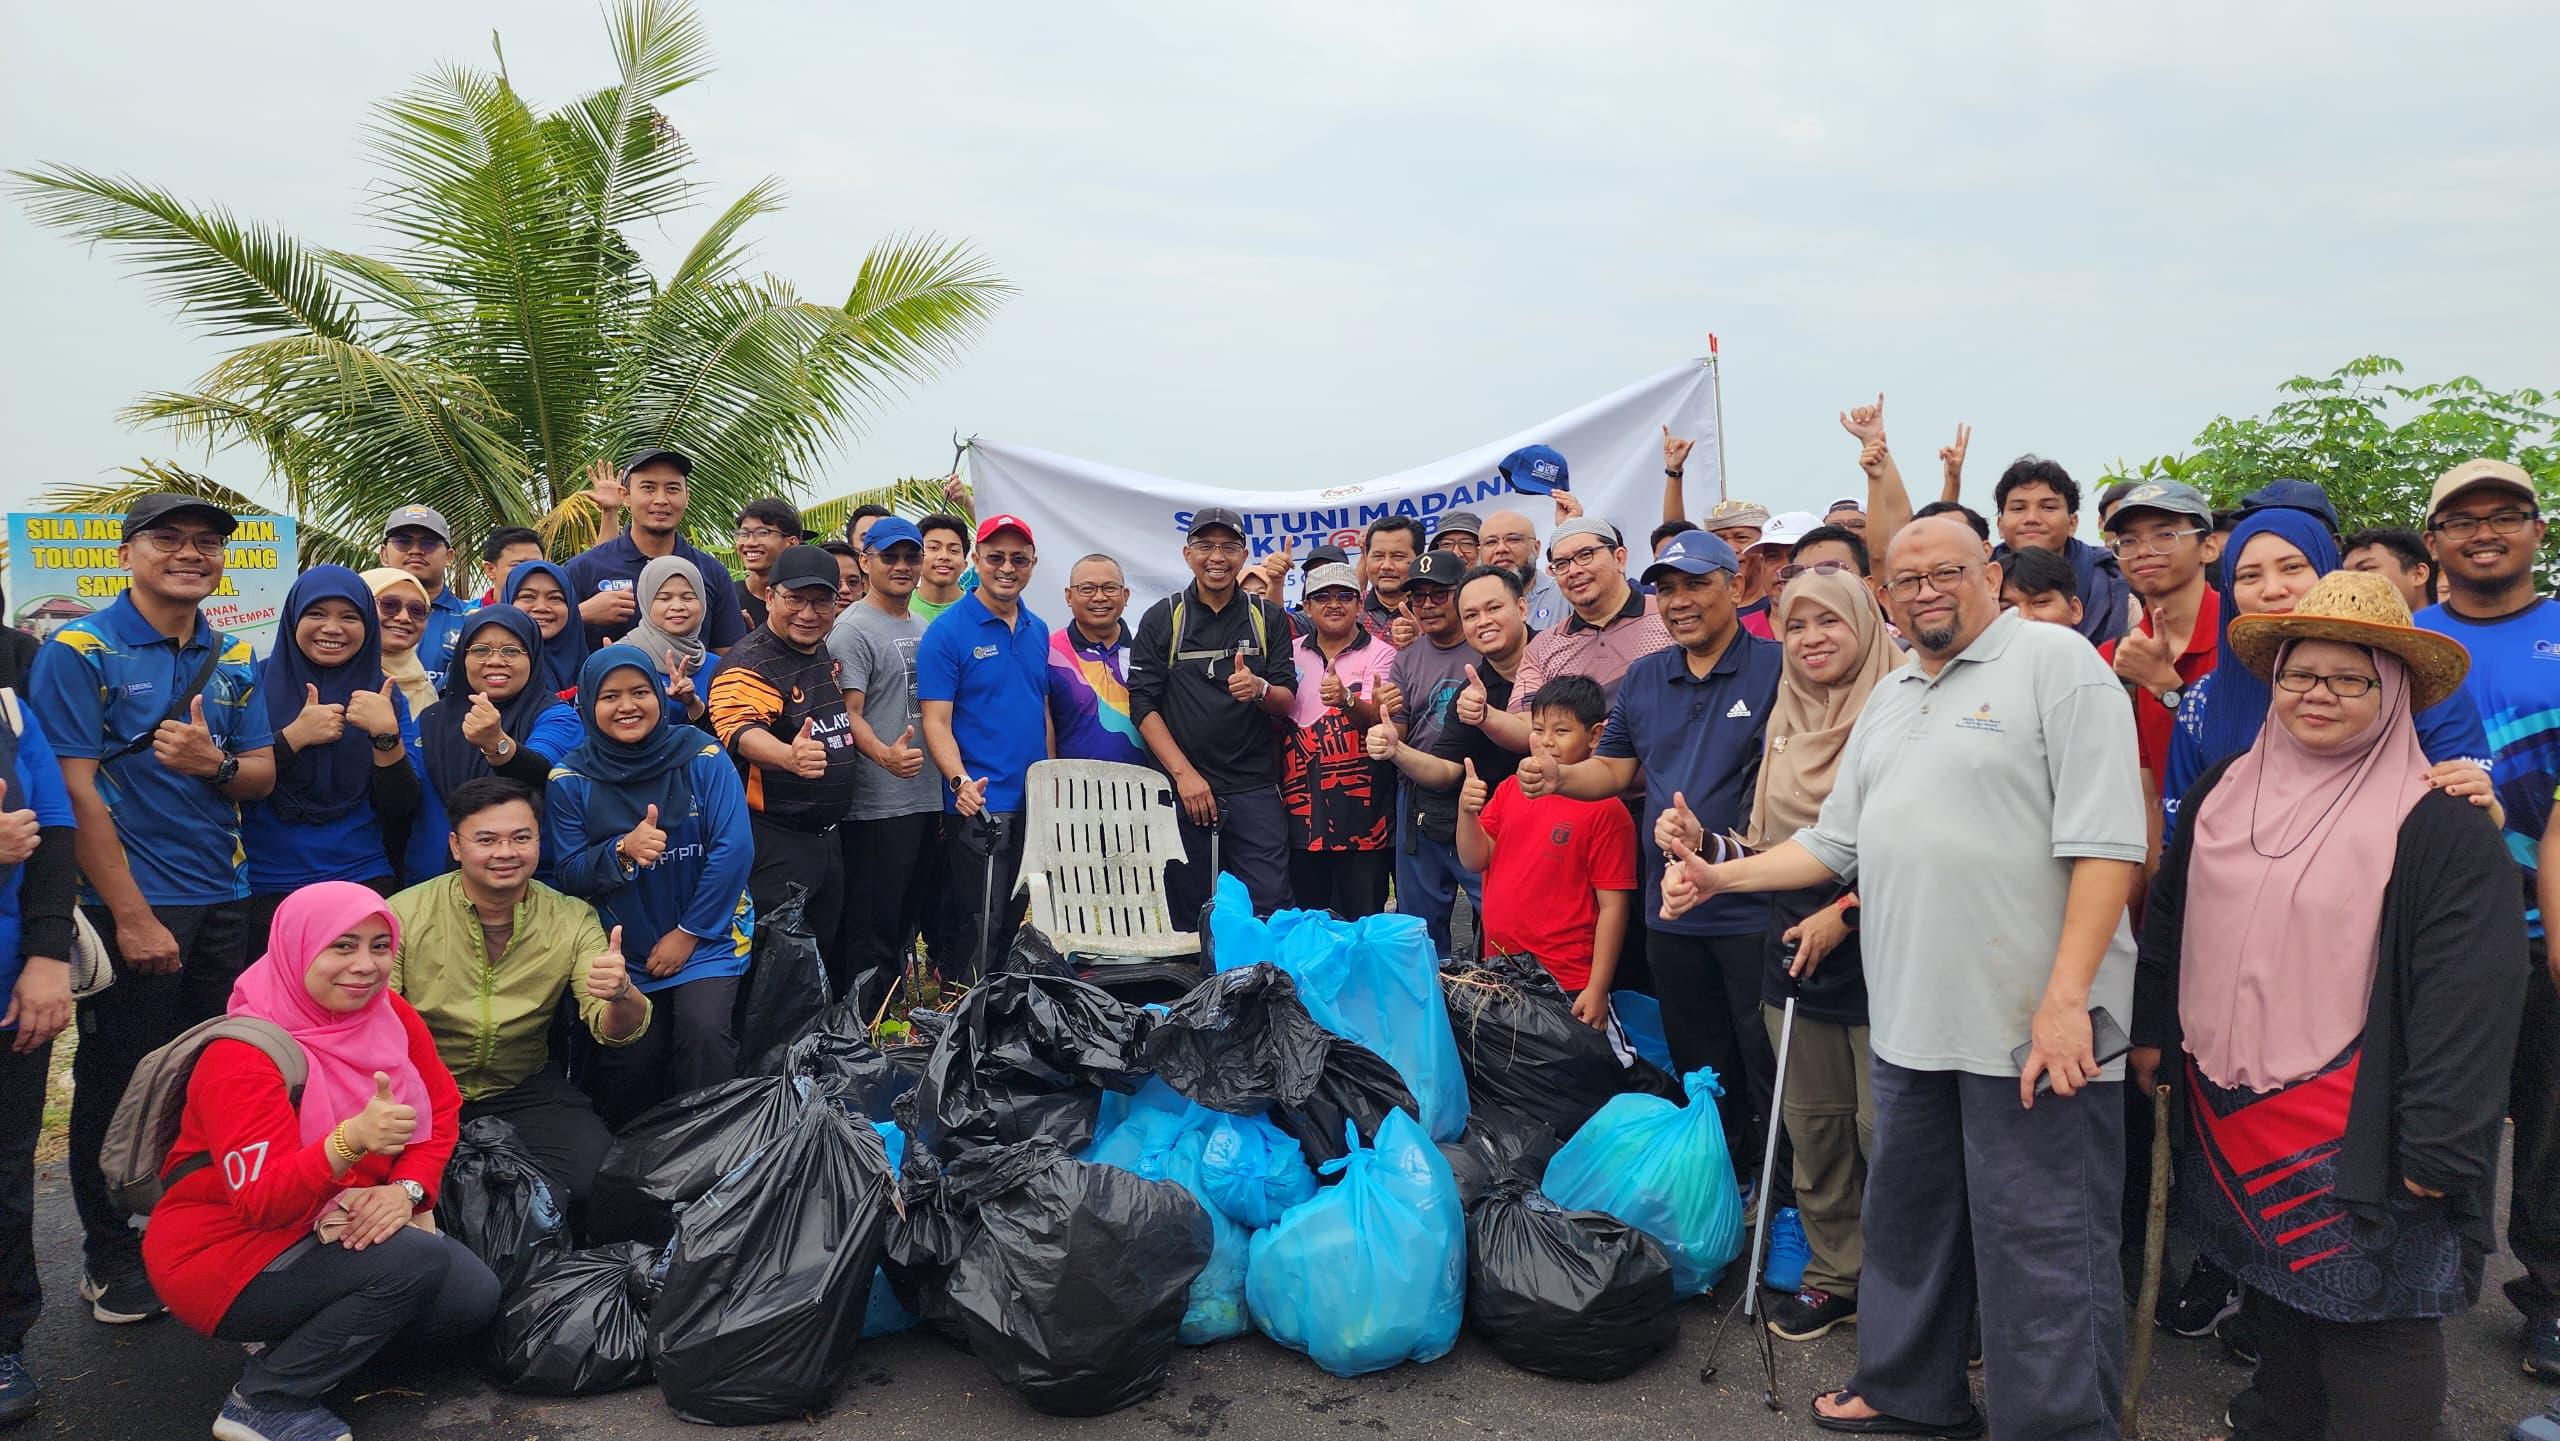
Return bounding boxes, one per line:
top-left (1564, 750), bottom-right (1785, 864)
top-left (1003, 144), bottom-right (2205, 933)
top-left (142, 881), bottom-right (496, 1441)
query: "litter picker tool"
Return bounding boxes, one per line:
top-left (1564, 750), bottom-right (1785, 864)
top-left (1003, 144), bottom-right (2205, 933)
top-left (1702, 983), bottom-right (1795, 1412)
top-left (2125, 1082), bottom-right (2174, 1435)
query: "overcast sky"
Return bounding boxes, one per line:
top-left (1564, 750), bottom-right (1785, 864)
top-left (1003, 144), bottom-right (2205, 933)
top-left (4, 2), bottom-right (2551, 528)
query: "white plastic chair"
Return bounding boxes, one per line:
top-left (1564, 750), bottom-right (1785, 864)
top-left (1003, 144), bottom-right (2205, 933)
top-left (1014, 759), bottom-right (1202, 960)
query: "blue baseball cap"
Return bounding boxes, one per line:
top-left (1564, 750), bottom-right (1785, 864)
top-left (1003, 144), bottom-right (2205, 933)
top-left (1499, 444), bottom-right (1570, 496)
top-left (1641, 528), bottom-right (1739, 583)
top-left (2239, 479), bottom-right (2340, 533)
top-left (861, 515), bottom-right (925, 552)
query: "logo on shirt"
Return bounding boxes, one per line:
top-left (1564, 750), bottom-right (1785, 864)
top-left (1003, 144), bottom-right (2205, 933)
top-left (1956, 701), bottom-right (2005, 734)
top-left (1724, 699), bottom-right (1753, 719)
top-left (1549, 823), bottom-right (1575, 846)
top-left (2533, 640), bottom-right (2560, 660)
top-left (973, 644), bottom-right (1000, 660)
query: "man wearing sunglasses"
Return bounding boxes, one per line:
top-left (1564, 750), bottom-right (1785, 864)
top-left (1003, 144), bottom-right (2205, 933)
top-left (379, 504), bottom-right (473, 681)
top-left (2095, 479), bottom-right (2222, 796)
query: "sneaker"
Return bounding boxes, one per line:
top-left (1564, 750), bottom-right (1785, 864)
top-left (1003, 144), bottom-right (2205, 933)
top-left (0, 1354), bottom-right (37, 1425)
top-left (2524, 1314), bottom-right (2560, 1382)
top-left (2217, 1306), bottom-right (2260, 1366)
top-left (77, 1257), bottom-right (165, 1325)
top-left (1763, 1207), bottom-right (1810, 1293)
top-left (211, 1391), bottom-right (351, 1441)
top-left (1766, 1285), bottom-right (1857, 1342)
top-left (2156, 1256), bottom-right (2241, 1337)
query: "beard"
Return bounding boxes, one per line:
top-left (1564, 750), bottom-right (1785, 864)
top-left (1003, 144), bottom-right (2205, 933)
top-left (1506, 558), bottom-right (1537, 588)
top-left (1914, 620), bottom-right (1960, 653)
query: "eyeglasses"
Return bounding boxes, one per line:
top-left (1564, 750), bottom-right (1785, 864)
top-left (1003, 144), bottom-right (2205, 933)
top-left (865, 546), bottom-right (921, 566)
top-left (1188, 539), bottom-right (1248, 559)
top-left (134, 529), bottom-right (227, 558)
top-left (464, 644), bottom-right (529, 661)
top-left (1481, 531), bottom-right (1536, 550)
top-left (1068, 583), bottom-right (1125, 599)
top-left (1884, 562), bottom-right (1979, 600)
top-left (1774, 559), bottom-right (1857, 585)
top-left (1548, 542), bottom-right (1617, 574)
top-left (376, 598), bottom-right (430, 623)
top-left (2106, 527), bottom-right (2207, 558)
top-left (981, 551), bottom-right (1036, 572)
top-left (1306, 590), bottom-right (1359, 606)
top-left (2430, 510), bottom-right (2538, 540)
top-left (2273, 668), bottom-right (2380, 699)
top-left (734, 526), bottom-right (786, 543)
top-left (382, 532), bottom-right (445, 552)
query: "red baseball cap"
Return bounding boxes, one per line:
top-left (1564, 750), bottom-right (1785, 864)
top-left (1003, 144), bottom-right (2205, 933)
top-left (975, 513), bottom-right (1035, 545)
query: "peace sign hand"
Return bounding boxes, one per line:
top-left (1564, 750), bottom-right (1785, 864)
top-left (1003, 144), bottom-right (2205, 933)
top-left (1940, 422), bottom-right (1973, 482)
top-left (664, 651), bottom-right (700, 715)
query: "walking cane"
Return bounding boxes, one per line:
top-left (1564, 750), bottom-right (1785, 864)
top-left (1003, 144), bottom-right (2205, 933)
top-left (1702, 987), bottom-right (1796, 1413)
top-left (974, 812), bottom-right (1001, 984)
top-left (2124, 1082), bottom-right (2174, 1436)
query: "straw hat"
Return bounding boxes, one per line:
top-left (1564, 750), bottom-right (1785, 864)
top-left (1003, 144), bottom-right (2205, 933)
top-left (2226, 570), bottom-right (2470, 710)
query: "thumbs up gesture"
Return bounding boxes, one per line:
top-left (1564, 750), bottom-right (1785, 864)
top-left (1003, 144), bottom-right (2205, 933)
top-left (2111, 598), bottom-right (2180, 694)
top-left (619, 803), bottom-right (668, 868)
top-left (1365, 720), bottom-right (1401, 761)
top-left (461, 689), bottom-right (504, 751)
top-left (345, 678), bottom-right (398, 740)
top-left (282, 682), bottom-right (347, 750)
top-left (347, 1070), bottom-right (418, 1157)
top-left (881, 724), bottom-right (926, 779)
top-left (1388, 604), bottom-right (1418, 649)
top-left (1318, 660), bottom-right (1349, 711)
top-left (585, 925), bottom-right (631, 998)
top-left (1455, 664), bottom-right (1488, 725)
top-left (789, 717), bottom-right (831, 778)
top-left (1224, 644), bottom-right (1264, 704)
top-left (1517, 749), bottom-right (1564, 799)
top-left (1458, 757), bottom-right (1489, 816)
top-left (154, 693), bottom-right (226, 777)
top-left (0, 779), bottom-right (37, 866)
top-left (953, 773), bottom-right (990, 818)
top-left (1372, 678), bottom-right (1405, 722)
top-left (1654, 789), bottom-right (1707, 856)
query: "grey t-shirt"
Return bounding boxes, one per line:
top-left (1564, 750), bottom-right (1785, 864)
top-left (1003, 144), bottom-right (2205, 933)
top-left (1794, 610), bottom-right (2146, 1079)
top-left (827, 600), bottom-right (941, 820)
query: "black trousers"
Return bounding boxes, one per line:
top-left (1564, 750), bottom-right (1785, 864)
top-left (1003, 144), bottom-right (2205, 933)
top-left (70, 901), bottom-right (249, 1264)
top-left (1287, 849), bottom-right (1391, 921)
top-left (593, 975), bottom-right (741, 1129)
top-left (0, 1038), bottom-right (49, 1353)
top-left (945, 811), bottom-right (1027, 985)
top-left (838, 810), bottom-right (942, 1011)
top-left (1646, 927), bottom-right (1782, 1187)
top-left (1169, 786), bottom-right (1294, 920)
top-left (2508, 938), bottom-right (2560, 1321)
top-left (2233, 1291), bottom-right (2445, 1441)
top-left (749, 813), bottom-right (845, 986)
top-left (458, 1065), bottom-right (614, 1203)
top-left (213, 1229), bottom-right (498, 1408)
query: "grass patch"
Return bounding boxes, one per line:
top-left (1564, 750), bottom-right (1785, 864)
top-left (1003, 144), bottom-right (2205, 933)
top-left (38, 1024), bottom-right (72, 1165)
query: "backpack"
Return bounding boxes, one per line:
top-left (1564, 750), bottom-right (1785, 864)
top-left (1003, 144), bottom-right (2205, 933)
top-left (103, 1015), bottom-right (307, 1216)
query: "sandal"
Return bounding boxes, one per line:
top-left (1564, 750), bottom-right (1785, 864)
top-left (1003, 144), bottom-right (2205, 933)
top-left (1809, 1388), bottom-right (1987, 1438)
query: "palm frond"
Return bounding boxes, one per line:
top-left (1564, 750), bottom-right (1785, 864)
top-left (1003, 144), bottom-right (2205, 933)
top-left (549, 0), bottom-right (713, 286)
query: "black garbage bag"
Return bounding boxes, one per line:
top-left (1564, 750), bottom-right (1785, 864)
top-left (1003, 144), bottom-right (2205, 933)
top-left (1465, 1178), bottom-right (1678, 1381)
top-left (941, 1138), bottom-right (1212, 1416)
top-left (736, 885), bottom-right (831, 1076)
top-left (650, 1104), bottom-right (896, 1424)
top-left (435, 1117), bottom-right (570, 1294)
top-left (484, 1241), bottom-right (657, 1395)
top-left (909, 972), bottom-right (1148, 1158)
top-left (588, 1075), bottom-right (805, 1246)
top-left (788, 1023), bottom-right (919, 1123)
top-left (1453, 1105), bottom-right (1561, 1198)
top-left (1274, 1035), bottom-right (1419, 1170)
top-left (1002, 923), bottom-right (1082, 980)
top-left (1141, 963), bottom-right (1334, 1114)
top-left (1441, 953), bottom-right (1682, 1142)
top-left (877, 1092), bottom-right (974, 1349)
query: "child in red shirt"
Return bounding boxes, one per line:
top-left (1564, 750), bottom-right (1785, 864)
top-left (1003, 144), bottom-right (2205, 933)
top-left (1456, 674), bottom-right (1634, 1025)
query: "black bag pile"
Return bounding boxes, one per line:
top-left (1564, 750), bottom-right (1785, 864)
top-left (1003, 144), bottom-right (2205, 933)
top-left (1141, 963), bottom-right (1417, 1166)
top-left (1439, 1106), bottom-right (1562, 1211)
top-left (935, 1137), bottom-right (1212, 1416)
top-left (649, 1103), bottom-right (897, 1424)
top-left (1000, 923), bottom-right (1082, 980)
top-left (788, 1021), bottom-right (921, 1123)
top-left (1465, 1177), bottom-right (1678, 1381)
top-left (484, 1241), bottom-right (658, 1395)
top-left (735, 884), bottom-right (831, 1075)
top-left (907, 972), bottom-right (1148, 1158)
top-left (588, 1074), bottom-right (807, 1246)
top-left (1441, 953), bottom-right (1682, 1142)
top-left (435, 1117), bottom-right (570, 1293)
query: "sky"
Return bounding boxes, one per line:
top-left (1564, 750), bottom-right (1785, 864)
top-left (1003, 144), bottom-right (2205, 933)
top-left (4, 2), bottom-right (2554, 531)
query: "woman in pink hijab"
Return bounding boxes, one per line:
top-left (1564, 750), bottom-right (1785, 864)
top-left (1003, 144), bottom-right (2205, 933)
top-left (2133, 571), bottom-right (2524, 1441)
top-left (141, 881), bottom-right (493, 1441)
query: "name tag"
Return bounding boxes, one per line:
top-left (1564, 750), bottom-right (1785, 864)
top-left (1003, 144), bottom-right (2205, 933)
top-left (972, 644), bottom-right (999, 660)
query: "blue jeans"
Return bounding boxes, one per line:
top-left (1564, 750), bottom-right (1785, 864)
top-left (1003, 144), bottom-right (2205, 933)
top-left (1392, 807), bottom-right (1478, 956)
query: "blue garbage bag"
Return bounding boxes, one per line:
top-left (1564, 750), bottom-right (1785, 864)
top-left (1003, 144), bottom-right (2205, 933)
top-left (1207, 873), bottom-right (1279, 971)
top-left (1542, 1068), bottom-right (1743, 1298)
top-left (1610, 991), bottom-right (1676, 1073)
top-left (863, 1121), bottom-right (920, 1338)
top-left (1197, 1112), bottom-right (1316, 1229)
top-left (1084, 1080), bottom-right (1251, 1344)
top-left (1270, 908), bottom-right (1468, 1141)
top-left (1244, 1109), bottom-right (1464, 1376)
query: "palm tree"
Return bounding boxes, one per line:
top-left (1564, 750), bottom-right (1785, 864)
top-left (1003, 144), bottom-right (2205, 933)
top-left (12, 0), bottom-right (1009, 570)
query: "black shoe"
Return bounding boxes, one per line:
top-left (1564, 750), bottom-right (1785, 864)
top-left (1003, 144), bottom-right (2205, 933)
top-left (2157, 1256), bottom-right (2241, 1337)
top-left (2216, 1306), bottom-right (2259, 1366)
top-left (2524, 1314), bottom-right (2560, 1382)
top-left (1766, 1286), bottom-right (1858, 1342)
top-left (76, 1254), bottom-right (163, 1326)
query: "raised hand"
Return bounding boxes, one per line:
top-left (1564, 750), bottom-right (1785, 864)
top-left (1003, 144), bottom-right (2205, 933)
top-left (1454, 664), bottom-right (1488, 725)
top-left (619, 804), bottom-right (668, 868)
top-left (1364, 720), bottom-right (1400, 761)
top-left (1458, 757), bottom-right (1489, 816)
top-left (462, 690), bottom-right (504, 751)
top-left (582, 456), bottom-right (626, 519)
top-left (1837, 393), bottom-right (1886, 445)
top-left (1551, 489), bottom-right (1584, 521)
top-left (153, 695), bottom-right (225, 777)
top-left (1858, 437), bottom-right (1888, 480)
top-left (881, 724), bottom-right (926, 780)
top-left (0, 779), bottom-right (37, 867)
top-left (789, 718), bottom-right (830, 779)
top-left (1940, 422), bottom-right (1972, 482)
top-left (347, 1070), bottom-right (418, 1157)
top-left (1653, 790), bottom-right (1706, 856)
top-left (282, 682), bottom-right (347, 750)
top-left (941, 470), bottom-right (971, 511)
top-left (1373, 678), bottom-right (1405, 721)
top-left (664, 651), bottom-right (700, 716)
top-left (1662, 424), bottom-right (1697, 474)
top-left (345, 678), bottom-right (398, 739)
top-left (1388, 604), bottom-right (1417, 649)
top-left (954, 772), bottom-right (992, 819)
top-left (1517, 750), bottom-right (1563, 799)
top-left (585, 925), bottom-right (631, 998)
top-left (1224, 645), bottom-right (1264, 704)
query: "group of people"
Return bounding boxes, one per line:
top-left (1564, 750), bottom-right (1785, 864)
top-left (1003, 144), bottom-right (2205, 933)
top-left (0, 410), bottom-right (2548, 1441)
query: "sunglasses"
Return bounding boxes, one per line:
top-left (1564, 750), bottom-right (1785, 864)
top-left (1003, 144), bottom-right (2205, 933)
top-left (376, 598), bottom-right (430, 623)
top-left (1774, 559), bottom-right (1858, 585)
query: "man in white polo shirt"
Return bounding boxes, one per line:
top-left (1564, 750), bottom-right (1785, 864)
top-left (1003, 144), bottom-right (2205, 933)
top-left (1660, 515), bottom-right (2146, 1440)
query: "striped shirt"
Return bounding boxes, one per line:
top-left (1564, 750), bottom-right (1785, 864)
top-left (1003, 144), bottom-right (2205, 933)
top-left (705, 627), bottom-right (858, 828)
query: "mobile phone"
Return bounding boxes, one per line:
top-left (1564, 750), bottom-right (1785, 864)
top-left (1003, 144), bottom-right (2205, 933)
top-left (2011, 1006), bottom-right (2132, 1096)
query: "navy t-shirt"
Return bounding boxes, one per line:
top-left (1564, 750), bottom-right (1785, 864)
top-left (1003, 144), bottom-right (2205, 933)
top-left (1597, 633), bottom-right (1784, 937)
top-left (563, 533), bottom-right (748, 653)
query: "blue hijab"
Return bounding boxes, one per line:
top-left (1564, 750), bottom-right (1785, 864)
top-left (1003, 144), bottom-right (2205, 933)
top-left (419, 606), bottom-right (568, 801)
top-left (561, 645), bottom-right (700, 838)
top-left (506, 559), bottom-right (588, 697)
top-left (2196, 507), bottom-right (2342, 765)
top-left (258, 564), bottom-right (387, 825)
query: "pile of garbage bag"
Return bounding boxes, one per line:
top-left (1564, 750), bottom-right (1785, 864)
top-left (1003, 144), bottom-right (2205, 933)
top-left (907, 972), bottom-right (1150, 1157)
top-left (1542, 1067), bottom-right (1746, 1298)
top-left (435, 1117), bottom-right (569, 1294)
top-left (588, 1074), bottom-right (807, 1247)
top-left (1466, 1178), bottom-right (1678, 1381)
top-left (1246, 1108), bottom-right (1465, 1376)
top-left (484, 1241), bottom-right (658, 1395)
top-left (735, 884), bottom-right (831, 1076)
top-left (1441, 951), bottom-right (1682, 1142)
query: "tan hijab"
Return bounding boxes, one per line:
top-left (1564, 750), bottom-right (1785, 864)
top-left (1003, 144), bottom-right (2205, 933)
top-left (361, 568), bottom-right (439, 718)
top-left (1745, 568), bottom-right (1898, 848)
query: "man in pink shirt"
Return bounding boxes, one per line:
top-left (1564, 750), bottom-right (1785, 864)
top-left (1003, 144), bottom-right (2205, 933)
top-left (1282, 563), bottom-right (1398, 917)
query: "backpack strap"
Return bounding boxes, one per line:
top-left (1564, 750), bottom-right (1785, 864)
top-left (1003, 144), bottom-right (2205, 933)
top-left (154, 1018), bottom-right (309, 1192)
top-left (101, 635), bottom-right (225, 765)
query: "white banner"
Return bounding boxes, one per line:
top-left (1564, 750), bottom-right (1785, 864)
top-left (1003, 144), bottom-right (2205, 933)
top-left (967, 358), bottom-right (1723, 608)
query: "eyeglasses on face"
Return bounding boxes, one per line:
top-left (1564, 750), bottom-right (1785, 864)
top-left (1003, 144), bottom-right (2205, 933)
top-left (464, 644), bottom-right (529, 661)
top-left (734, 526), bottom-right (786, 543)
top-left (383, 532), bottom-right (446, 552)
top-left (981, 552), bottom-right (1035, 572)
top-left (2273, 669), bottom-right (2379, 699)
top-left (2430, 510), bottom-right (2538, 540)
top-left (1548, 541), bottom-right (1617, 574)
top-left (2106, 527), bottom-right (2207, 558)
top-left (1188, 539), bottom-right (1248, 559)
top-left (1067, 583), bottom-right (1125, 599)
top-left (376, 598), bottom-right (430, 623)
top-left (134, 529), bottom-right (227, 558)
top-left (1774, 559), bottom-right (1857, 585)
top-left (1884, 562), bottom-right (1978, 600)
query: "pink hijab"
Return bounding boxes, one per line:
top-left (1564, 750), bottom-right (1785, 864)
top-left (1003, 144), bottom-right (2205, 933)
top-left (227, 881), bottom-right (431, 1149)
top-left (2180, 645), bottom-right (2429, 1092)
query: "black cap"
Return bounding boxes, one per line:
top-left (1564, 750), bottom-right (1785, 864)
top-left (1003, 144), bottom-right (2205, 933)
top-left (1187, 506), bottom-right (1247, 540)
top-left (1408, 550), bottom-right (1467, 590)
top-left (619, 447), bottom-right (693, 479)
top-left (769, 544), bottom-right (840, 593)
top-left (123, 493), bottom-right (238, 538)
top-left (1302, 543), bottom-right (1349, 571)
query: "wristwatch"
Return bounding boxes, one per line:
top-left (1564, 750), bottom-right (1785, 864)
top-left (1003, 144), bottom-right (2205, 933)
top-left (1664, 467), bottom-right (1684, 479)
top-left (370, 731), bottom-right (402, 753)
top-left (206, 753), bottom-right (239, 788)
top-left (2156, 686), bottom-right (2184, 711)
top-left (397, 1179), bottom-right (427, 1211)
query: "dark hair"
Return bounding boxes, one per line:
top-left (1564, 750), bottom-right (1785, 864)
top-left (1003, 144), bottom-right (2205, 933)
top-left (448, 776), bottom-right (537, 827)
top-left (737, 497), bottom-right (803, 533)
top-left (1993, 456), bottom-right (2081, 516)
top-left (1362, 515), bottom-right (1427, 554)
top-left (1649, 519), bottom-right (1700, 552)
top-left (480, 526), bottom-right (542, 563)
top-left (1529, 673), bottom-right (1608, 727)
top-left (1458, 563), bottom-right (1524, 599)
top-left (2094, 479), bottom-right (2139, 516)
top-left (1912, 500), bottom-right (1991, 541)
top-left (917, 512), bottom-right (972, 553)
top-left (1790, 524), bottom-right (1871, 576)
top-left (2342, 527), bottom-right (2430, 575)
top-left (2212, 507), bottom-right (2244, 535)
top-left (845, 502), bottom-right (893, 541)
top-left (1999, 545), bottom-right (2078, 601)
top-left (819, 539), bottom-right (860, 561)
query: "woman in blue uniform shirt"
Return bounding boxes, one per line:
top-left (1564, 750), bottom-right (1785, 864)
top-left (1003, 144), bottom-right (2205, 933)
top-left (405, 607), bottom-right (580, 885)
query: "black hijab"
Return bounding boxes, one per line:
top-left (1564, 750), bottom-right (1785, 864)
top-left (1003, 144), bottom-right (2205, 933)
top-left (417, 606), bottom-right (567, 801)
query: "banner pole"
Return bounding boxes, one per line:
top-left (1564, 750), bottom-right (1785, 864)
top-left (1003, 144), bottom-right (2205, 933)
top-left (1708, 344), bottom-right (1731, 505)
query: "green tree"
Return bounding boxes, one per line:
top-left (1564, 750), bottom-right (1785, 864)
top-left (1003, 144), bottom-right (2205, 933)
top-left (11, 0), bottom-right (1009, 569)
top-left (2105, 356), bottom-right (2560, 535)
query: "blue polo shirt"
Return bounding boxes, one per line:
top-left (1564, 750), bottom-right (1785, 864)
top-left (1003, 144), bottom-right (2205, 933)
top-left (0, 708), bottom-right (77, 1009)
top-left (29, 595), bottom-right (273, 906)
top-left (419, 585), bottom-right (474, 690)
top-left (1598, 631), bottom-right (1784, 937)
top-left (916, 592), bottom-right (1052, 814)
top-left (563, 532), bottom-right (748, 654)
